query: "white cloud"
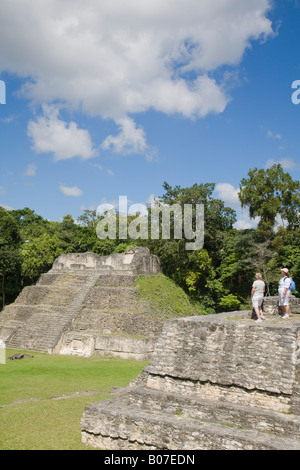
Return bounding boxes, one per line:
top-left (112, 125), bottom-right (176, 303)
top-left (0, 115), bottom-right (18, 124)
top-left (90, 163), bottom-right (103, 172)
top-left (101, 117), bottom-right (157, 160)
top-left (215, 183), bottom-right (261, 230)
top-left (60, 184), bottom-right (83, 197)
top-left (233, 211), bottom-right (260, 230)
top-left (215, 183), bottom-right (240, 208)
top-left (265, 158), bottom-right (297, 170)
top-left (24, 163), bottom-right (37, 177)
top-left (27, 105), bottom-right (97, 161)
top-left (267, 130), bottom-right (282, 140)
top-left (0, 1), bottom-right (273, 158)
top-left (146, 194), bottom-right (160, 207)
top-left (0, 186), bottom-right (7, 195)
top-left (234, 219), bottom-right (254, 230)
top-left (0, 203), bottom-right (14, 210)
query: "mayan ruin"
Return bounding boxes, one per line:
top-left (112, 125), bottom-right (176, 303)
top-left (0, 248), bottom-right (163, 359)
top-left (81, 311), bottom-right (300, 450)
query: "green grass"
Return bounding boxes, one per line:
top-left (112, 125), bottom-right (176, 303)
top-left (0, 349), bottom-right (147, 450)
top-left (136, 273), bottom-right (204, 318)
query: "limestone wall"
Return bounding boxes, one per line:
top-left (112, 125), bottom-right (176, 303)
top-left (59, 331), bottom-right (155, 360)
top-left (262, 295), bottom-right (300, 316)
top-left (146, 314), bottom-right (299, 398)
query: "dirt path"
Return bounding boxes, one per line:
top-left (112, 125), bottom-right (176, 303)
top-left (0, 390), bottom-right (106, 408)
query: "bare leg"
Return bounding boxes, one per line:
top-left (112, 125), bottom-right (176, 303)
top-left (280, 305), bottom-right (289, 318)
top-left (282, 305), bottom-right (290, 315)
top-left (259, 306), bottom-right (264, 319)
top-left (254, 306), bottom-right (262, 320)
top-left (286, 304), bottom-right (290, 315)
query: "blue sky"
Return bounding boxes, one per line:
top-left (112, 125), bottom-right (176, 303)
top-left (0, 0), bottom-right (299, 229)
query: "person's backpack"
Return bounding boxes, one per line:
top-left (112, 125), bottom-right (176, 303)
top-left (289, 277), bottom-right (296, 292)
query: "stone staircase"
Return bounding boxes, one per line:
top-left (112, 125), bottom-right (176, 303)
top-left (81, 386), bottom-right (300, 450)
top-left (7, 272), bottom-right (102, 353)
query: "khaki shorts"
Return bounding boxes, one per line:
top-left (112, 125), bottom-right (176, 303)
top-left (252, 295), bottom-right (263, 308)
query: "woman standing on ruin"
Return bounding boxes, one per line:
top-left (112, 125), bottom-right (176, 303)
top-left (278, 268), bottom-right (291, 319)
top-left (251, 273), bottom-right (265, 323)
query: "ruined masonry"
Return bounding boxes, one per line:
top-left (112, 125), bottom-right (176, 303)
top-left (81, 312), bottom-right (300, 450)
top-left (0, 247), bottom-right (162, 358)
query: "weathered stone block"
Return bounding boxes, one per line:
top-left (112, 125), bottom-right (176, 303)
top-left (94, 335), bottom-right (156, 360)
top-left (84, 287), bottom-right (140, 311)
top-left (262, 295), bottom-right (300, 316)
top-left (146, 314), bottom-right (299, 396)
top-left (59, 332), bottom-right (95, 357)
top-left (52, 247), bottom-right (162, 275)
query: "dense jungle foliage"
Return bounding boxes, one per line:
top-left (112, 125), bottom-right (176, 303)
top-left (0, 164), bottom-right (299, 313)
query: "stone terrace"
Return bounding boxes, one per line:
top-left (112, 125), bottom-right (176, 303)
top-left (81, 312), bottom-right (300, 450)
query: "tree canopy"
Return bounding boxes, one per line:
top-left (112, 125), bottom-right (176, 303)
top-left (0, 164), bottom-right (299, 313)
top-left (239, 164), bottom-right (300, 235)
top-left (0, 207), bottom-right (22, 308)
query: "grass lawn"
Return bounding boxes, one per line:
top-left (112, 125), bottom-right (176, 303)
top-left (0, 349), bottom-right (147, 450)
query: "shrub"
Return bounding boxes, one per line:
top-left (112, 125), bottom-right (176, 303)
top-left (219, 294), bottom-right (241, 312)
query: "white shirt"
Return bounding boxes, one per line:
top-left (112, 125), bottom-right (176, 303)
top-left (278, 276), bottom-right (291, 291)
top-left (252, 280), bottom-right (265, 297)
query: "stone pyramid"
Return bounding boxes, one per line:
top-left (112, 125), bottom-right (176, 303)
top-left (0, 247), bottom-right (162, 356)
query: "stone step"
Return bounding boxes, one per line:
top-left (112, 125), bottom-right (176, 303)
top-left (81, 392), bottom-right (300, 450)
top-left (37, 270), bottom-right (114, 287)
top-left (72, 308), bottom-right (162, 337)
top-left (83, 287), bottom-right (141, 311)
top-left (126, 386), bottom-right (300, 439)
top-left (94, 275), bottom-right (138, 288)
top-left (14, 285), bottom-right (78, 308)
top-left (8, 273), bottom-right (102, 352)
top-left (51, 266), bottom-right (134, 274)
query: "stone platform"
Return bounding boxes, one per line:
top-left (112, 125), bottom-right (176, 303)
top-left (261, 295), bottom-right (300, 316)
top-left (81, 312), bottom-right (300, 450)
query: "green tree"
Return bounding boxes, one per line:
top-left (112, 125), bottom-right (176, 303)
top-left (77, 209), bottom-right (100, 228)
top-left (0, 207), bottom-right (22, 309)
top-left (217, 229), bottom-right (257, 301)
top-left (159, 181), bottom-right (236, 261)
top-left (239, 164), bottom-right (300, 235)
top-left (140, 182), bottom-right (237, 310)
top-left (9, 207), bottom-right (49, 238)
top-left (57, 215), bottom-right (81, 253)
top-left (20, 233), bottom-right (61, 285)
top-left (271, 226), bottom-right (300, 296)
